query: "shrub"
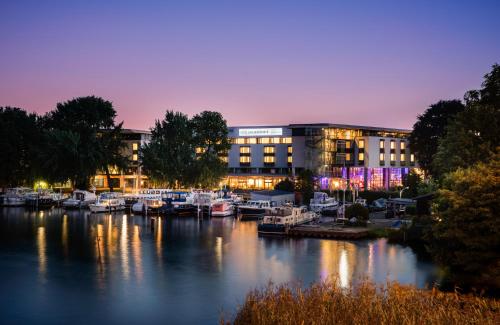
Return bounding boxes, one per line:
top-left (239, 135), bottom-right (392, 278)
top-left (222, 279), bottom-right (500, 325)
top-left (345, 203), bottom-right (369, 221)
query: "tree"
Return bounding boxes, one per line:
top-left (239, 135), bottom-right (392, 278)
top-left (0, 107), bottom-right (41, 188)
top-left (345, 203), bottom-right (369, 221)
top-left (296, 169), bottom-right (315, 204)
top-left (41, 96), bottom-right (123, 189)
top-left (190, 111), bottom-right (231, 188)
top-left (408, 100), bottom-right (465, 176)
top-left (433, 64), bottom-right (500, 178)
top-left (274, 178), bottom-right (295, 192)
top-left (140, 111), bottom-right (194, 188)
top-left (427, 153), bottom-right (500, 290)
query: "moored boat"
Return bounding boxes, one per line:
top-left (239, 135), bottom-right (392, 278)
top-left (63, 190), bottom-right (97, 209)
top-left (132, 198), bottom-right (164, 214)
top-left (238, 200), bottom-right (273, 220)
top-left (0, 187), bottom-right (31, 207)
top-left (310, 192), bottom-right (339, 215)
top-left (258, 206), bottom-right (318, 235)
top-left (89, 192), bottom-right (125, 213)
top-left (211, 200), bottom-right (234, 217)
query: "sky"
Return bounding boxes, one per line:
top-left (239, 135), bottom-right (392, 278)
top-left (1, 0), bottom-right (499, 130)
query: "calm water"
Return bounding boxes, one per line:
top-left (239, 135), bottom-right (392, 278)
top-left (0, 208), bottom-right (438, 324)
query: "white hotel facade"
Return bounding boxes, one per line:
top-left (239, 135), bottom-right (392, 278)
top-left (94, 124), bottom-right (418, 192)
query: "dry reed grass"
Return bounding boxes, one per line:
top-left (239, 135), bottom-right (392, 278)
top-left (221, 279), bottom-right (499, 325)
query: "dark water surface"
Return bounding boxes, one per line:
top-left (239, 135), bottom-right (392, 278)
top-left (0, 208), bottom-right (438, 324)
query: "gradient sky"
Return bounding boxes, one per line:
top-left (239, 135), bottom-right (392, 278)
top-left (1, 1), bottom-right (499, 130)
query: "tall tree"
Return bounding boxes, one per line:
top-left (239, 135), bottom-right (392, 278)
top-left (408, 100), bottom-right (465, 176)
top-left (97, 123), bottom-right (128, 192)
top-left (427, 152), bottom-right (500, 290)
top-left (433, 64), bottom-right (500, 178)
top-left (41, 96), bottom-right (123, 189)
top-left (0, 107), bottom-right (41, 188)
top-left (140, 111), bottom-right (194, 188)
top-left (190, 111), bottom-right (231, 188)
top-left (296, 169), bottom-right (315, 204)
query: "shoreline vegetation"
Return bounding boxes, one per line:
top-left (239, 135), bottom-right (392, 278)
top-left (221, 279), bottom-right (499, 325)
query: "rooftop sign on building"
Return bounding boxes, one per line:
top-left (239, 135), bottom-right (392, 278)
top-left (238, 128), bottom-right (283, 137)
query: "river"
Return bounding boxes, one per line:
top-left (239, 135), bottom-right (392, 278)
top-left (0, 208), bottom-right (439, 324)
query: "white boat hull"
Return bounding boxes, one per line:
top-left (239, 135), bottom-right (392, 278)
top-left (211, 209), bottom-right (234, 217)
top-left (89, 204), bottom-right (125, 213)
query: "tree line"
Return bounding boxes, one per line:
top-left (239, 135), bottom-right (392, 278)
top-left (0, 96), bottom-right (230, 191)
top-left (408, 64), bottom-right (499, 292)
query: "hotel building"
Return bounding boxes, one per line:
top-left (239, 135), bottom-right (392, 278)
top-left (94, 124), bottom-right (418, 191)
top-left (226, 124), bottom-right (417, 191)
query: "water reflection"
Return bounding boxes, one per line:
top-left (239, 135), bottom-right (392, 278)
top-left (0, 209), bottom-right (439, 324)
top-left (120, 215), bottom-right (129, 281)
top-left (37, 225), bottom-right (46, 282)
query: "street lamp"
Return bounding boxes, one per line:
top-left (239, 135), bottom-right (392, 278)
top-left (400, 186), bottom-right (409, 198)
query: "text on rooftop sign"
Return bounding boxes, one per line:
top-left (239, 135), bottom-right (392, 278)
top-left (238, 128), bottom-right (283, 136)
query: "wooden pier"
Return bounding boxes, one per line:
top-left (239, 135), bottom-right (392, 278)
top-left (287, 225), bottom-right (369, 239)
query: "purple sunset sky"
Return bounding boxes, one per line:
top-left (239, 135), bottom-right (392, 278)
top-left (1, 1), bottom-right (499, 130)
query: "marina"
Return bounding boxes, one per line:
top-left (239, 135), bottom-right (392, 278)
top-left (0, 207), bottom-right (440, 324)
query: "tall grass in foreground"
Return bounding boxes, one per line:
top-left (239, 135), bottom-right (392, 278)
top-left (221, 280), bottom-right (499, 325)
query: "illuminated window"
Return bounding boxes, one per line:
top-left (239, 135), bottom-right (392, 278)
top-left (287, 156), bottom-right (292, 163)
top-left (390, 140), bottom-right (395, 150)
top-left (132, 143), bottom-right (138, 150)
top-left (263, 146), bottom-right (275, 154)
top-left (390, 153), bottom-right (396, 161)
top-left (358, 152), bottom-right (364, 161)
top-left (260, 137), bottom-right (270, 144)
top-left (400, 141), bottom-right (405, 150)
top-left (346, 153), bottom-right (351, 161)
top-left (358, 139), bottom-right (365, 149)
top-left (220, 156), bottom-right (228, 163)
top-left (272, 137), bottom-right (280, 144)
top-left (379, 140), bottom-right (385, 149)
top-left (379, 153), bottom-right (385, 161)
top-left (240, 146), bottom-right (250, 154)
top-left (346, 141), bottom-right (351, 149)
top-left (247, 178), bottom-right (255, 187)
top-left (240, 156), bottom-right (251, 163)
top-left (287, 146), bottom-right (293, 154)
top-left (248, 138), bottom-right (257, 144)
top-left (410, 154), bottom-right (415, 163)
top-left (195, 147), bottom-right (204, 154)
top-left (264, 179), bottom-right (273, 189)
top-left (255, 178), bottom-right (263, 188)
top-left (264, 156), bottom-right (275, 163)
top-left (132, 154), bottom-right (138, 161)
top-left (283, 137), bottom-right (292, 144)
top-left (235, 138), bottom-right (246, 144)
top-left (400, 153), bottom-right (405, 161)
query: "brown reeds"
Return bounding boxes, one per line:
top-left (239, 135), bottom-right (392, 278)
top-left (221, 279), bottom-right (499, 325)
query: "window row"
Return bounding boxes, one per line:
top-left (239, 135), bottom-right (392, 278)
top-left (232, 137), bottom-right (292, 144)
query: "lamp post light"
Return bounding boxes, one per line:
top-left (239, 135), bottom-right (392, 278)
top-left (400, 186), bottom-right (409, 198)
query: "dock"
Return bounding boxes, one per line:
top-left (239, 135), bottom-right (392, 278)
top-left (287, 225), bottom-right (370, 239)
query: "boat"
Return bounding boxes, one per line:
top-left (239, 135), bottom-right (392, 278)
top-left (89, 192), bottom-right (125, 213)
top-left (132, 198), bottom-right (164, 214)
top-left (0, 187), bottom-right (32, 206)
top-left (309, 192), bottom-right (339, 215)
top-left (63, 190), bottom-right (97, 209)
top-left (124, 188), bottom-right (172, 206)
top-left (258, 206), bottom-right (318, 235)
top-left (237, 200), bottom-right (274, 220)
top-left (170, 192), bottom-right (197, 215)
top-left (211, 200), bottom-right (235, 217)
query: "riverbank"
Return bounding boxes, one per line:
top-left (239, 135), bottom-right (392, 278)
top-left (222, 279), bottom-right (499, 325)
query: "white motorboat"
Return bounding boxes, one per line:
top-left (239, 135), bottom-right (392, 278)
top-left (63, 190), bottom-right (97, 209)
top-left (310, 192), bottom-right (339, 214)
top-left (89, 192), bottom-right (125, 213)
top-left (0, 187), bottom-right (32, 207)
top-left (211, 200), bottom-right (234, 217)
top-left (132, 198), bottom-right (164, 214)
top-left (258, 206), bottom-right (318, 235)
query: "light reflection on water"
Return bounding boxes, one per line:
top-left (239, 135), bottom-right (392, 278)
top-left (0, 207), bottom-right (439, 324)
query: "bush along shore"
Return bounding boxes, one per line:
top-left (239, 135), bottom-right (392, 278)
top-left (221, 279), bottom-right (499, 325)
